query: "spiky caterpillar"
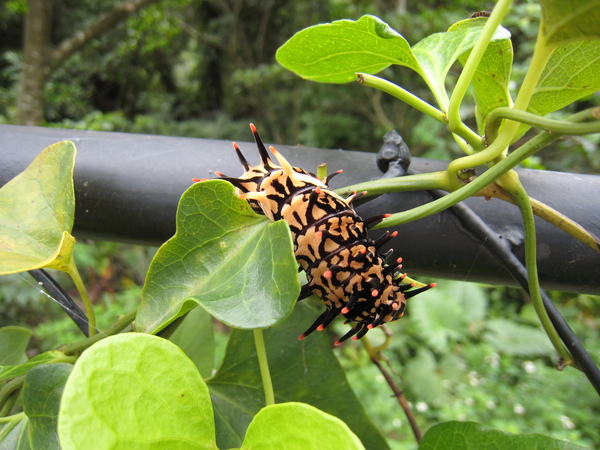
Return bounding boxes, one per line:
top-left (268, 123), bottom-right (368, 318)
top-left (211, 124), bottom-right (434, 345)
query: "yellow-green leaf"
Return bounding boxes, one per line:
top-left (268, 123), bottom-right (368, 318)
top-left (0, 141), bottom-right (76, 275)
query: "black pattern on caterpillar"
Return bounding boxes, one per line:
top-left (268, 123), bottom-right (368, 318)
top-left (213, 124), bottom-right (434, 345)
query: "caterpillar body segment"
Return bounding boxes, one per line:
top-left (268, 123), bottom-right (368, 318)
top-left (216, 124), bottom-right (434, 344)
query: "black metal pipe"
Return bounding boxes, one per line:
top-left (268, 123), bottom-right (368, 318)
top-left (2, 124), bottom-right (599, 293)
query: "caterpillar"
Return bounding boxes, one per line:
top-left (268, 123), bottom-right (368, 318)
top-left (208, 124), bottom-right (434, 345)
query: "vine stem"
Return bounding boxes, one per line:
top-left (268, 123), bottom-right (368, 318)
top-left (500, 172), bottom-right (572, 364)
top-left (447, 0), bottom-right (513, 133)
top-left (372, 127), bottom-right (562, 229)
top-left (447, 25), bottom-right (554, 176)
top-left (253, 329), bottom-right (275, 406)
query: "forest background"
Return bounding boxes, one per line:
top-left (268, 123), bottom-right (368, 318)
top-left (0, 0), bottom-right (599, 448)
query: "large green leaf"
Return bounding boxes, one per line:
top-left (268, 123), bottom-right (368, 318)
top-left (241, 402), bottom-right (364, 450)
top-left (276, 15), bottom-right (420, 84)
top-left (0, 350), bottom-right (67, 383)
top-left (529, 40), bottom-right (600, 116)
top-left (0, 141), bottom-right (76, 275)
top-left (22, 363), bottom-right (73, 450)
top-left (137, 180), bottom-right (299, 334)
top-left (208, 303), bottom-right (389, 450)
top-left (539, 0), bottom-right (600, 47)
top-left (453, 17), bottom-right (514, 134)
top-left (419, 421), bottom-right (588, 449)
top-left (57, 333), bottom-right (217, 450)
top-left (0, 326), bottom-right (32, 365)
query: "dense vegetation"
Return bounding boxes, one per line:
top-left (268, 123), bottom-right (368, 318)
top-left (1, 0), bottom-right (599, 448)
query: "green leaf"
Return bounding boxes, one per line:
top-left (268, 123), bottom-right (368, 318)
top-left (276, 15), bottom-right (420, 84)
top-left (137, 180), bottom-right (299, 334)
top-left (419, 421), bottom-right (588, 449)
top-left (23, 363), bottom-right (72, 450)
top-left (453, 18), bottom-right (514, 134)
top-left (0, 351), bottom-right (68, 383)
top-left (483, 319), bottom-right (554, 356)
top-left (529, 40), bottom-right (600, 116)
top-left (539, 0), bottom-right (600, 47)
top-left (0, 326), bottom-right (32, 365)
top-left (412, 21), bottom-right (511, 108)
top-left (208, 303), bottom-right (389, 450)
top-left (241, 402), bottom-right (364, 450)
top-left (159, 306), bottom-right (215, 378)
top-left (57, 333), bottom-right (217, 449)
top-left (0, 141), bottom-right (76, 275)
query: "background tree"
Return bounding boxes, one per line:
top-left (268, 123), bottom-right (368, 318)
top-left (14, 0), bottom-right (159, 126)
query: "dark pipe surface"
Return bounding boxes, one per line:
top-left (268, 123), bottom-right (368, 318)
top-left (1, 124), bottom-right (599, 293)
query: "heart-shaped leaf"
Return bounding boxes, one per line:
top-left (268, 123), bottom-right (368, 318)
top-left (23, 363), bottom-right (73, 450)
top-left (529, 40), bottom-right (600, 117)
top-left (58, 333), bottom-right (217, 449)
top-left (208, 303), bottom-right (389, 450)
top-left (539, 0), bottom-right (600, 47)
top-left (241, 402), bottom-right (364, 449)
top-left (419, 421), bottom-right (587, 449)
top-left (137, 180), bottom-right (299, 334)
top-left (276, 15), bottom-right (420, 84)
top-left (0, 141), bottom-right (76, 275)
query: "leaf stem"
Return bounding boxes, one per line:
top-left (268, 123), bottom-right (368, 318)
top-left (358, 73), bottom-right (484, 151)
top-left (67, 258), bottom-right (96, 336)
top-left (447, 0), bottom-right (513, 133)
top-left (0, 376), bottom-right (25, 413)
top-left (0, 412), bottom-right (25, 423)
top-left (253, 329), bottom-right (275, 406)
top-left (61, 308), bottom-right (137, 356)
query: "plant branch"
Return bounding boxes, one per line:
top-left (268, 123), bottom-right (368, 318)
top-left (374, 129), bottom-right (563, 229)
top-left (49, 0), bottom-right (160, 72)
top-left (362, 337), bottom-right (422, 443)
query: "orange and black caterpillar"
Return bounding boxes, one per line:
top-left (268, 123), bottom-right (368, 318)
top-left (214, 124), bottom-right (434, 345)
